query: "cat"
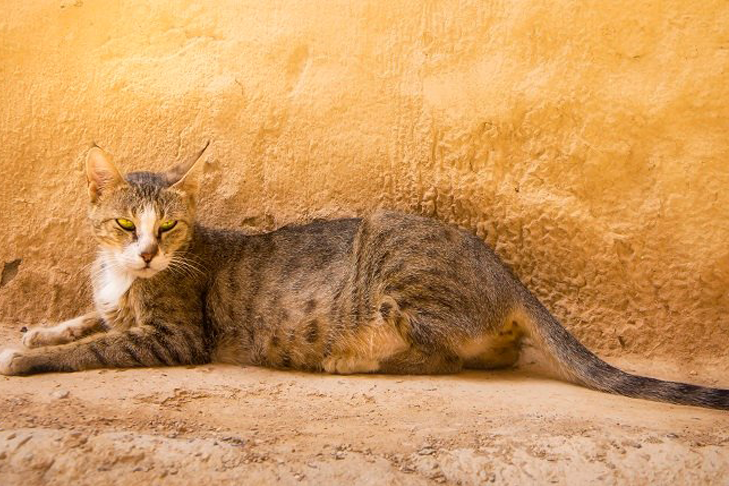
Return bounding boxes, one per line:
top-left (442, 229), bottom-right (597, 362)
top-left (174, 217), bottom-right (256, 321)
top-left (0, 143), bottom-right (727, 411)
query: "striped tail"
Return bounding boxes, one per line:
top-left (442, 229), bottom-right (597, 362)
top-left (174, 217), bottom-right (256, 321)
top-left (519, 287), bottom-right (729, 410)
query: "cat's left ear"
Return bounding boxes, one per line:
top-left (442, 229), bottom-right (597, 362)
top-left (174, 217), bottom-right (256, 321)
top-left (167, 140), bottom-right (211, 197)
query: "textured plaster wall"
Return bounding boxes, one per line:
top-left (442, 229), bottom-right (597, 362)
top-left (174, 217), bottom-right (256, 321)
top-left (1, 1), bottom-right (728, 365)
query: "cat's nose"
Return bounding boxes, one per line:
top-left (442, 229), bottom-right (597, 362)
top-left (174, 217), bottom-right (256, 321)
top-left (140, 246), bottom-right (158, 263)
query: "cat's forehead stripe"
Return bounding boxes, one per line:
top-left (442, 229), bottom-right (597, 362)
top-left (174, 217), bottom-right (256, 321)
top-left (107, 179), bottom-right (182, 216)
top-left (139, 205), bottom-right (157, 235)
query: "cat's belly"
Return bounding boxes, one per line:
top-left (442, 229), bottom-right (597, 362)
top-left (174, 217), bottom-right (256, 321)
top-left (213, 312), bottom-right (409, 373)
top-left (212, 312), bottom-right (333, 371)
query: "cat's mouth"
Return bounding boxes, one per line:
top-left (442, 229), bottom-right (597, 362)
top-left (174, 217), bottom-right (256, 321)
top-left (133, 264), bottom-right (165, 279)
top-left (127, 253), bottom-right (171, 278)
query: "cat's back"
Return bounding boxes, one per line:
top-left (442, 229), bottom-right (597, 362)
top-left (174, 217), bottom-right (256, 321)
top-left (191, 217), bottom-right (364, 300)
top-left (193, 210), bottom-right (494, 278)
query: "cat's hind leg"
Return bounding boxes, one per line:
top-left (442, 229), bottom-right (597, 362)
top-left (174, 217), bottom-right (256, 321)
top-left (322, 342), bottom-right (463, 375)
top-left (326, 302), bottom-right (465, 375)
top-left (21, 312), bottom-right (106, 349)
top-left (460, 319), bottom-right (524, 370)
top-left (377, 319), bottom-right (522, 374)
top-left (322, 297), bottom-right (411, 374)
top-left (378, 348), bottom-right (463, 374)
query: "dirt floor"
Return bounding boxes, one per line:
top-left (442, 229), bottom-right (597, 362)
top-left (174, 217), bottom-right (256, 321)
top-left (0, 329), bottom-right (727, 485)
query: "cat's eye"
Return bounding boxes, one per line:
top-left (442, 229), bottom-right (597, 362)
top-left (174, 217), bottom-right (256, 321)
top-left (116, 218), bottom-right (136, 231)
top-left (159, 220), bottom-right (177, 232)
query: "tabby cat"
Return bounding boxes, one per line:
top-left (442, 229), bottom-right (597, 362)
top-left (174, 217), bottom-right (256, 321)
top-left (1, 144), bottom-right (727, 410)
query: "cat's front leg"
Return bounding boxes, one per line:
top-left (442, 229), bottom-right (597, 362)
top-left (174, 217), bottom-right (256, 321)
top-left (0, 321), bottom-right (209, 376)
top-left (21, 312), bottom-right (107, 349)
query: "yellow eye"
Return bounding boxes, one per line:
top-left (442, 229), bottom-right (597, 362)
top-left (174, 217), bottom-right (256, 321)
top-left (116, 218), bottom-right (135, 231)
top-left (159, 220), bottom-right (177, 232)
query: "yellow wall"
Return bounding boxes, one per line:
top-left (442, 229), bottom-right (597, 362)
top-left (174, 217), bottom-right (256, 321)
top-left (1, 1), bottom-right (728, 364)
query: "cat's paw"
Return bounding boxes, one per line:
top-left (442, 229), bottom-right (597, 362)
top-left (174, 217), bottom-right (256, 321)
top-left (322, 356), bottom-right (380, 374)
top-left (21, 328), bottom-right (43, 349)
top-left (0, 349), bottom-right (23, 376)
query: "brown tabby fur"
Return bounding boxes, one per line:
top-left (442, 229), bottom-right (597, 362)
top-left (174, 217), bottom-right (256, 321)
top-left (1, 144), bottom-right (727, 410)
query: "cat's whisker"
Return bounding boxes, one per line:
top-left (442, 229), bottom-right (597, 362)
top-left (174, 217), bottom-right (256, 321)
top-left (167, 256), bottom-right (204, 279)
top-left (166, 261), bottom-right (195, 280)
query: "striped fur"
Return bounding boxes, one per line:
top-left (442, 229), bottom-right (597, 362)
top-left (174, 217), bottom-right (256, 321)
top-left (1, 146), bottom-right (727, 411)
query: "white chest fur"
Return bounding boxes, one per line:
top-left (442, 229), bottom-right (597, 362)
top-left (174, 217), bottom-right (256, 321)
top-left (93, 260), bottom-right (136, 313)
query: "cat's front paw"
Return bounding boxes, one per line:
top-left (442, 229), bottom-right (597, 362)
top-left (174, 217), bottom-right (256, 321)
top-left (0, 349), bottom-right (24, 376)
top-left (21, 328), bottom-right (43, 349)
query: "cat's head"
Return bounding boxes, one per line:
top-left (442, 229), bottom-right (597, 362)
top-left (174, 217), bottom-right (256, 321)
top-left (85, 142), bottom-right (210, 279)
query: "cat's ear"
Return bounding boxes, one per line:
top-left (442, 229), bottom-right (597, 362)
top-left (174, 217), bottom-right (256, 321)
top-left (86, 146), bottom-right (125, 203)
top-left (167, 140), bottom-right (211, 197)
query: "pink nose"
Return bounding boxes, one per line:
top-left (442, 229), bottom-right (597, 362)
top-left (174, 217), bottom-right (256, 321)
top-left (140, 247), bottom-right (158, 263)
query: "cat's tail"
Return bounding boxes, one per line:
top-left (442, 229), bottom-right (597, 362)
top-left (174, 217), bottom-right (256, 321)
top-left (517, 286), bottom-right (729, 410)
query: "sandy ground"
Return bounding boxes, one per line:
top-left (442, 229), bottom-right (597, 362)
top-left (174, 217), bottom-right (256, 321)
top-left (0, 329), bottom-right (727, 485)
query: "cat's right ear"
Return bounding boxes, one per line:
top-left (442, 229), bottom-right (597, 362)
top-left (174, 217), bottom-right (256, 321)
top-left (86, 147), bottom-right (125, 203)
